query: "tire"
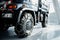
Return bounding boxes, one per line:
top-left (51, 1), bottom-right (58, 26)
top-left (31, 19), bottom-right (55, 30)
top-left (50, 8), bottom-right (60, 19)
top-left (0, 24), bottom-right (9, 32)
top-left (42, 14), bottom-right (48, 27)
top-left (15, 12), bottom-right (34, 38)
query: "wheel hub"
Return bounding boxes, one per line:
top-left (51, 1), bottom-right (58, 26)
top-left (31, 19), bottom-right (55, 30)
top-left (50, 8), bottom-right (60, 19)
top-left (26, 20), bottom-right (32, 30)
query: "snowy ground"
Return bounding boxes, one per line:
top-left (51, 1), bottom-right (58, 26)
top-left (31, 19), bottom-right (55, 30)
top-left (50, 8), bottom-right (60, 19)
top-left (0, 12), bottom-right (60, 40)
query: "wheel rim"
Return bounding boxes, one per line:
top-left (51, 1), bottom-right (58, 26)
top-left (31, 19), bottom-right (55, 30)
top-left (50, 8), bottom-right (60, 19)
top-left (45, 17), bottom-right (48, 26)
top-left (41, 14), bottom-right (43, 21)
top-left (21, 13), bottom-right (34, 35)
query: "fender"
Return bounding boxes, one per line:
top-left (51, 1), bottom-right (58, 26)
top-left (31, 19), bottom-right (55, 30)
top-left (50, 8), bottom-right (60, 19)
top-left (17, 8), bottom-right (36, 25)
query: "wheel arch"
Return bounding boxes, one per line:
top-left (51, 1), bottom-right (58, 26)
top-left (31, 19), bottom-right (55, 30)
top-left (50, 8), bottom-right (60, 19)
top-left (17, 8), bottom-right (36, 25)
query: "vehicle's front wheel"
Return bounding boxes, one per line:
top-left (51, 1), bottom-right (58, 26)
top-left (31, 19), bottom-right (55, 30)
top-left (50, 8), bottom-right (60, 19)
top-left (42, 14), bottom-right (48, 27)
top-left (15, 12), bottom-right (34, 38)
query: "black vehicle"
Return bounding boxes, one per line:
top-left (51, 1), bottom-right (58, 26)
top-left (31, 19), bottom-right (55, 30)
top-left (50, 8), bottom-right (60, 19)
top-left (0, 0), bottom-right (49, 37)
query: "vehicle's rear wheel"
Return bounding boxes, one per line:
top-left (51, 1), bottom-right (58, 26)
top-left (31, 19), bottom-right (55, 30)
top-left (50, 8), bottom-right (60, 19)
top-left (15, 12), bottom-right (34, 38)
